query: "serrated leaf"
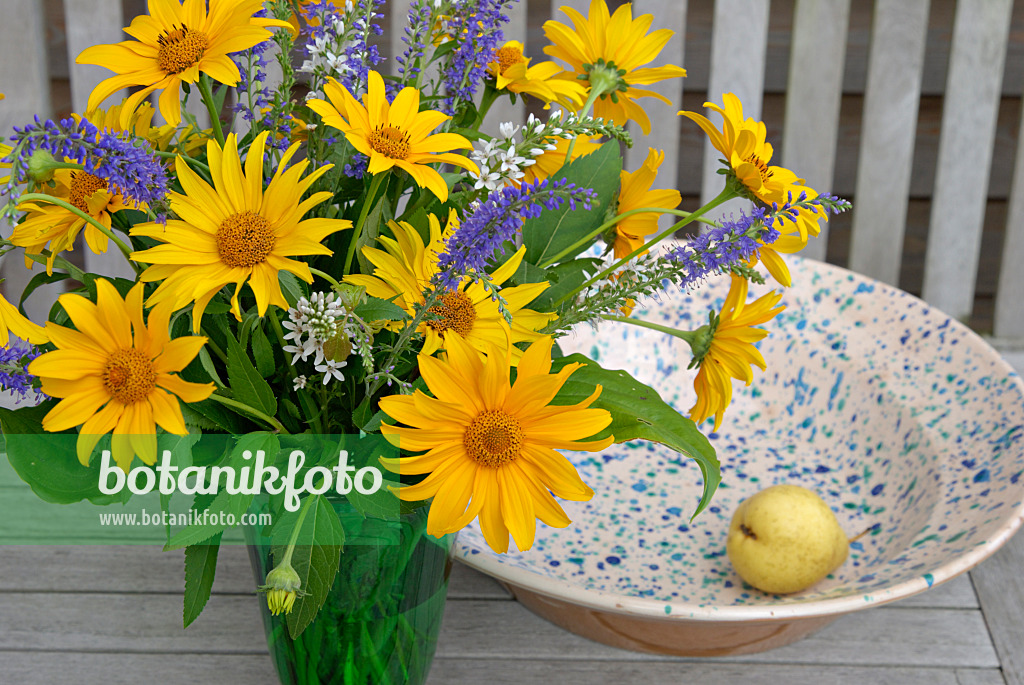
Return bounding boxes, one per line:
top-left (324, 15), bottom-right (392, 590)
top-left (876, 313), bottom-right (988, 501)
top-left (183, 532), bottom-right (222, 628)
top-left (354, 296), bottom-right (408, 322)
top-left (226, 334), bottom-right (277, 417)
top-left (272, 495), bottom-right (346, 638)
top-left (551, 354), bottom-right (721, 519)
top-left (279, 271), bottom-right (308, 307)
top-left (522, 141), bottom-right (622, 266)
top-left (250, 325), bottom-right (276, 378)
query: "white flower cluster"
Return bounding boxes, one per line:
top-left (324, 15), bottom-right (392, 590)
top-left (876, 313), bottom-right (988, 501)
top-left (282, 292), bottom-right (355, 387)
top-left (298, 1), bottom-right (372, 93)
top-left (469, 122), bottom-right (544, 192)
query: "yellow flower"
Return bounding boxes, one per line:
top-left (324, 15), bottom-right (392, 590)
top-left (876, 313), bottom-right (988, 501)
top-left (76, 0), bottom-right (290, 127)
top-left (612, 148), bottom-right (681, 260)
top-left (81, 100), bottom-right (207, 158)
top-left (0, 294), bottom-right (48, 347)
top-left (690, 276), bottom-right (784, 432)
top-left (345, 214), bottom-right (555, 360)
top-left (130, 132), bottom-right (351, 331)
top-left (12, 167), bottom-right (143, 275)
top-left (520, 134), bottom-right (600, 186)
top-left (261, 561), bottom-right (302, 616)
top-left (751, 207), bottom-right (827, 287)
top-left (0, 142), bottom-right (12, 187)
top-left (379, 334), bottom-right (614, 553)
top-left (543, 0), bottom-right (686, 134)
top-left (307, 71), bottom-right (478, 202)
top-left (488, 41), bottom-right (585, 109)
top-left (679, 93), bottom-right (810, 206)
top-left (27, 280), bottom-right (213, 471)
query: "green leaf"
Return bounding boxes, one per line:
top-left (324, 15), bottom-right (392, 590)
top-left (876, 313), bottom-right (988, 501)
top-left (197, 347), bottom-right (226, 388)
top-left (225, 333), bottom-right (277, 417)
top-left (181, 399), bottom-right (249, 433)
top-left (0, 402), bottom-right (126, 505)
top-left (552, 354), bottom-right (721, 519)
top-left (183, 532), bottom-right (222, 628)
top-left (17, 270), bottom-right (70, 313)
top-left (512, 257), bottom-right (603, 312)
top-left (274, 495), bottom-right (346, 638)
top-left (522, 141), bottom-right (622, 266)
top-left (354, 296), bottom-right (408, 322)
top-left (355, 194), bottom-right (392, 274)
top-left (279, 271), bottom-right (308, 307)
top-left (164, 433), bottom-right (280, 550)
top-left (250, 325), bottom-right (276, 378)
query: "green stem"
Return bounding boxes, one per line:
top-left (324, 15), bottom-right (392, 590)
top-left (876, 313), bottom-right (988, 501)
top-left (474, 85), bottom-right (501, 129)
top-left (345, 172), bottom-right (388, 274)
top-left (309, 267), bottom-right (341, 289)
top-left (197, 75), bottom-right (226, 146)
top-left (281, 492), bottom-right (317, 567)
top-left (207, 392), bottom-right (287, 433)
top-left (539, 207), bottom-right (716, 269)
top-left (202, 333), bottom-right (229, 364)
top-left (563, 88), bottom-right (601, 164)
top-left (601, 314), bottom-right (697, 343)
top-left (154, 150), bottom-right (211, 174)
top-left (17, 193), bottom-right (137, 269)
top-left (552, 186), bottom-right (736, 309)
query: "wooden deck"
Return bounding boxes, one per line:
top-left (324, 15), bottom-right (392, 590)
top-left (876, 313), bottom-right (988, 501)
top-left (0, 536), bottom-right (1021, 685)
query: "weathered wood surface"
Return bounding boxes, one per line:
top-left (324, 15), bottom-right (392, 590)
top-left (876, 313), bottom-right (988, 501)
top-left (0, 543), bottom-right (1014, 683)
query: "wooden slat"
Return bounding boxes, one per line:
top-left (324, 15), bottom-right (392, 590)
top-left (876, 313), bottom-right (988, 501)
top-left (62, 0), bottom-right (125, 114)
top-left (847, 0), bottom-right (930, 285)
top-left (427, 661), bottom-right (1006, 685)
top-left (625, 0), bottom-right (686, 209)
top-left (970, 531), bottom-right (1024, 685)
top-left (781, 0), bottom-right (850, 262)
top-left (993, 82), bottom-right (1024, 337)
top-left (921, 0), bottom-right (1013, 320)
top-left (438, 600), bottom-right (999, 667)
top-left (699, 0), bottom-right (770, 221)
top-left (2, 654), bottom-right (280, 685)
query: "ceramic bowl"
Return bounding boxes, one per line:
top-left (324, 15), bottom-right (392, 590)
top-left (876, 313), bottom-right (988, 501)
top-left (454, 256), bottom-right (1024, 656)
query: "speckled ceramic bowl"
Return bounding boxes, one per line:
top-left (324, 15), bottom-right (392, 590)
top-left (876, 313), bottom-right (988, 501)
top-left (454, 256), bottom-right (1024, 656)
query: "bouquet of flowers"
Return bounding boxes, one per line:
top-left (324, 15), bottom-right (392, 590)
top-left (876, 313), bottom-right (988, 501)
top-left (0, 0), bottom-right (849, 682)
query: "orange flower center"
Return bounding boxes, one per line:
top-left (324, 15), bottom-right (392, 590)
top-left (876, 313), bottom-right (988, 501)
top-left (217, 211), bottom-right (275, 268)
top-left (427, 291), bottom-right (476, 337)
top-left (68, 171), bottom-right (108, 213)
top-left (104, 348), bottom-right (157, 404)
top-left (368, 125), bottom-right (411, 160)
top-left (494, 46), bottom-right (525, 73)
top-left (745, 153), bottom-right (774, 185)
top-left (464, 410), bottom-right (524, 467)
top-left (157, 25), bottom-right (209, 76)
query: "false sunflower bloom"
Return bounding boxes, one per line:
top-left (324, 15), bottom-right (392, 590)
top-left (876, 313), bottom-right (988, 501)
top-left (520, 134), bottom-right (600, 186)
top-left (679, 93), bottom-right (812, 206)
top-left (612, 148), bottom-right (681, 260)
top-left (689, 276), bottom-right (784, 432)
top-left (488, 41), bottom-right (585, 109)
top-left (77, 0), bottom-right (290, 127)
top-left (12, 167), bottom-right (143, 275)
top-left (543, 0), bottom-right (686, 134)
top-left (27, 280), bottom-right (213, 471)
top-left (379, 334), bottom-right (614, 553)
top-left (130, 132), bottom-right (351, 331)
top-left (344, 214), bottom-right (555, 360)
top-left (307, 71), bottom-right (478, 202)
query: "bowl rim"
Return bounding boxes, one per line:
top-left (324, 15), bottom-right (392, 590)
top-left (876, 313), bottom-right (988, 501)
top-left (454, 256), bottom-right (1024, 622)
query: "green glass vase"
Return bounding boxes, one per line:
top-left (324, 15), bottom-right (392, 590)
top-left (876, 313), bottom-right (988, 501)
top-left (247, 501), bottom-right (453, 685)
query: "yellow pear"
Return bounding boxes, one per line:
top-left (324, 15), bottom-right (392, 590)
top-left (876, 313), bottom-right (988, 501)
top-left (726, 484), bottom-right (849, 594)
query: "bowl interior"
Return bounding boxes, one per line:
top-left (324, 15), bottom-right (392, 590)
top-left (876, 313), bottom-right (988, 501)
top-left (455, 257), bottom-right (1024, 618)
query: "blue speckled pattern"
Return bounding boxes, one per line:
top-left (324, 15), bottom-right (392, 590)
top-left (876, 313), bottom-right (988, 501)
top-left (455, 256), bottom-right (1024, 618)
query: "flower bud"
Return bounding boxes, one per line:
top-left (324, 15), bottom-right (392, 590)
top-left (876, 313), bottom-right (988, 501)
top-left (262, 561), bottom-right (302, 616)
top-left (26, 150), bottom-right (59, 183)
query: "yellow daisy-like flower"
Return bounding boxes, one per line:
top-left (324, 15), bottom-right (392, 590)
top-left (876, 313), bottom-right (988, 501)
top-left (27, 280), bottom-right (213, 471)
top-left (488, 41), bottom-right (585, 109)
top-left (612, 148), bottom-right (681, 260)
top-left (543, 0), bottom-right (686, 135)
top-left (690, 276), bottom-right (784, 432)
top-left (0, 294), bottom-right (48, 347)
top-left (307, 71), bottom-right (478, 202)
top-left (130, 131), bottom-right (351, 331)
top-left (81, 100), bottom-right (207, 158)
top-left (345, 214), bottom-right (555, 360)
top-left (750, 207), bottom-right (828, 287)
top-left (76, 0), bottom-right (290, 127)
top-left (379, 334), bottom-right (614, 553)
top-left (679, 93), bottom-right (811, 206)
top-left (520, 134), bottom-right (600, 186)
top-left (12, 167), bottom-right (143, 275)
